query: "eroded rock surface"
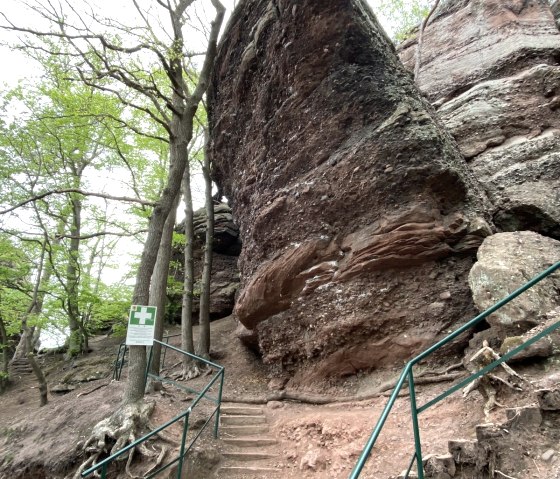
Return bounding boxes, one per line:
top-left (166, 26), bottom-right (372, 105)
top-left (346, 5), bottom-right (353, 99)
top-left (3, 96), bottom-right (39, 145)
top-left (209, 0), bottom-right (491, 380)
top-left (399, 0), bottom-right (560, 104)
top-left (469, 231), bottom-right (560, 336)
top-left (172, 203), bottom-right (240, 320)
top-left (552, 0), bottom-right (560, 27)
top-left (400, 0), bottom-right (560, 239)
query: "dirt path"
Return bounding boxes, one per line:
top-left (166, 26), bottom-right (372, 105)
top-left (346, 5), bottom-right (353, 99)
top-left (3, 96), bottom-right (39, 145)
top-left (1, 316), bottom-right (559, 479)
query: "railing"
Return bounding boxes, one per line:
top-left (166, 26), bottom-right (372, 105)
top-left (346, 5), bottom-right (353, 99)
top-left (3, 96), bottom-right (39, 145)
top-left (84, 339), bottom-right (225, 478)
top-left (112, 343), bottom-right (128, 380)
top-left (350, 260), bottom-right (560, 479)
top-left (112, 332), bottom-right (180, 381)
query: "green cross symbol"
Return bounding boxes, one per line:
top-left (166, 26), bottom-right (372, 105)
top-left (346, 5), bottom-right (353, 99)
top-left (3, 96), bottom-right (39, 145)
top-left (129, 306), bottom-right (156, 326)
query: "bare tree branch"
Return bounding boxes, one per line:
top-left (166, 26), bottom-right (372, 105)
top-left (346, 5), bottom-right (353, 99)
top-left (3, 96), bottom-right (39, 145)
top-left (0, 189), bottom-right (156, 215)
top-left (58, 228), bottom-right (147, 240)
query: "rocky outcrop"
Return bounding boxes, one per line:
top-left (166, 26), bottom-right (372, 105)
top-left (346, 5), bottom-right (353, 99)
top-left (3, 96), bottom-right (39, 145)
top-left (171, 203), bottom-right (240, 321)
top-left (552, 0), bottom-right (560, 27)
top-left (399, 0), bottom-right (560, 104)
top-left (468, 231), bottom-right (560, 336)
top-left (399, 0), bottom-right (560, 239)
top-left (209, 0), bottom-right (491, 380)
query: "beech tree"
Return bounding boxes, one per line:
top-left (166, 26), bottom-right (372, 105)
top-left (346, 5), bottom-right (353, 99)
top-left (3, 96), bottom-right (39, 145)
top-left (0, 58), bottom-right (139, 359)
top-left (1, 0), bottom-right (225, 459)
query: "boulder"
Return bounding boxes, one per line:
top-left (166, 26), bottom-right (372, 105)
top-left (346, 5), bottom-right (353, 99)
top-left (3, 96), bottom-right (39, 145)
top-left (537, 387), bottom-right (560, 410)
top-left (469, 231), bottom-right (560, 335)
top-left (422, 453), bottom-right (456, 479)
top-left (209, 0), bottom-right (491, 379)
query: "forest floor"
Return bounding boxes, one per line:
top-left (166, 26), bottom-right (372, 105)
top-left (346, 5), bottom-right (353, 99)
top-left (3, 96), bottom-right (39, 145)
top-left (1, 316), bottom-right (560, 478)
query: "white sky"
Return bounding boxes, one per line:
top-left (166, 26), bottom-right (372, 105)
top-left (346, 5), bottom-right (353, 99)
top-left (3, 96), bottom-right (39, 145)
top-left (0, 0), bottom-right (392, 86)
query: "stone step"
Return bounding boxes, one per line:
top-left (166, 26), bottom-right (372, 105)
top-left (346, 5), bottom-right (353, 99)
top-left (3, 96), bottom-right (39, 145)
top-left (221, 425), bottom-right (270, 436)
top-left (221, 415), bottom-right (267, 426)
top-left (221, 406), bottom-right (264, 416)
top-left (222, 451), bottom-right (278, 462)
top-left (217, 465), bottom-right (282, 477)
top-left (223, 437), bottom-right (277, 448)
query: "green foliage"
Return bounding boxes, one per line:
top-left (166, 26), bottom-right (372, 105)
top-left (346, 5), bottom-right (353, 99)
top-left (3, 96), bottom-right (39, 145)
top-left (0, 235), bottom-right (31, 332)
top-left (171, 231), bottom-right (186, 248)
top-left (85, 282), bottom-right (132, 335)
top-left (375, 0), bottom-right (433, 43)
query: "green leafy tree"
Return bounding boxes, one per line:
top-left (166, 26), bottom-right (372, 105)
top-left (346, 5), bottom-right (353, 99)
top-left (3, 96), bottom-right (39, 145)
top-left (2, 0), bottom-right (226, 465)
top-left (0, 235), bottom-right (31, 392)
top-left (375, 0), bottom-right (433, 42)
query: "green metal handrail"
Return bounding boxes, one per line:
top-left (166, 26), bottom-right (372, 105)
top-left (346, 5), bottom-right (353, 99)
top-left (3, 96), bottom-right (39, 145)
top-left (112, 332), bottom-right (180, 381)
top-left (83, 339), bottom-right (225, 478)
top-left (349, 260), bottom-right (560, 479)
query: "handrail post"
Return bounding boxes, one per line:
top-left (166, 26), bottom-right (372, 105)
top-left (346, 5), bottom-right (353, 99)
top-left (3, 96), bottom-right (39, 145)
top-left (119, 345), bottom-right (127, 380)
top-left (409, 369), bottom-right (424, 479)
top-left (162, 332), bottom-right (170, 369)
top-left (214, 369), bottom-right (225, 438)
top-left (101, 463), bottom-right (107, 479)
top-left (144, 344), bottom-right (154, 391)
top-left (176, 411), bottom-right (190, 478)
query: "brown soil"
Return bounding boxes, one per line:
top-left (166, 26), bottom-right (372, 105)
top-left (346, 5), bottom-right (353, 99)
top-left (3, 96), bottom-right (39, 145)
top-left (1, 317), bottom-right (559, 478)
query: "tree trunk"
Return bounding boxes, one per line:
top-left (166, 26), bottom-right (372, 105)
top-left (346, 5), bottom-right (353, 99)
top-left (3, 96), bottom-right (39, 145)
top-left (124, 108), bottom-right (193, 404)
top-left (0, 313), bottom-right (9, 392)
top-left (149, 191), bottom-right (181, 376)
top-left (19, 244), bottom-right (49, 405)
top-left (197, 130), bottom-right (214, 359)
top-left (414, 0), bottom-right (442, 81)
top-left (10, 230), bottom-right (62, 363)
top-left (181, 159), bottom-right (195, 369)
top-left (123, 0), bottom-right (225, 406)
top-left (66, 194), bottom-right (85, 357)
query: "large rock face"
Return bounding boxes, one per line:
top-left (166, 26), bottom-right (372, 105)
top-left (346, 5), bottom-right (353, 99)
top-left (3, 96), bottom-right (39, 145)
top-left (400, 0), bottom-right (560, 240)
top-left (209, 0), bottom-right (491, 380)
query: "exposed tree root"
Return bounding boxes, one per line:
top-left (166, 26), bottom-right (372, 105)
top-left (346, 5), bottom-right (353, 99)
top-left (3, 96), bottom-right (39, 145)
top-left (463, 341), bottom-right (522, 420)
top-left (222, 371), bottom-right (465, 405)
top-left (77, 381), bottom-right (110, 398)
top-left (173, 362), bottom-right (202, 381)
top-left (495, 470), bottom-right (518, 479)
top-left (74, 401), bottom-right (156, 479)
top-left (143, 445), bottom-right (167, 477)
top-left (69, 452), bottom-right (100, 479)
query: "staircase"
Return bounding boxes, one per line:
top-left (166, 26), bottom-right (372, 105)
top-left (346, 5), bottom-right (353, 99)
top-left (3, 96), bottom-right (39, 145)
top-left (217, 404), bottom-right (283, 478)
top-left (8, 357), bottom-right (33, 376)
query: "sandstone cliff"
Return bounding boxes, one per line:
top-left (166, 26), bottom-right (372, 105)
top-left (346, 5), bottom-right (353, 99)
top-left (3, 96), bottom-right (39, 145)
top-left (400, 0), bottom-right (560, 239)
top-left (209, 0), bottom-right (492, 382)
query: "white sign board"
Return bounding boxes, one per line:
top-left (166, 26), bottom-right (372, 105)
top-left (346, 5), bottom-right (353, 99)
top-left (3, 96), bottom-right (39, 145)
top-left (125, 305), bottom-right (157, 346)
